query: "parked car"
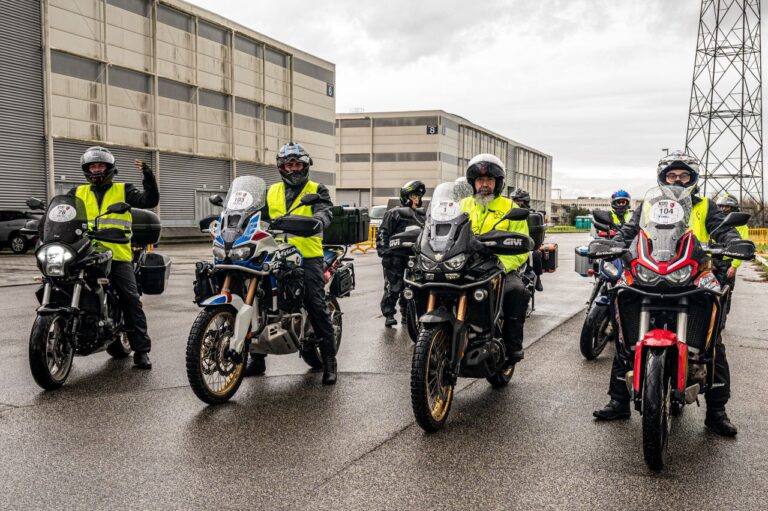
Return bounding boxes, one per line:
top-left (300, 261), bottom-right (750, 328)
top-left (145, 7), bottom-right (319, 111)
top-left (0, 210), bottom-right (43, 254)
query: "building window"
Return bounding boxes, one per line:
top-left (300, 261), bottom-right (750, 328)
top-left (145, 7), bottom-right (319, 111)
top-left (109, 66), bottom-right (151, 94)
top-left (50, 51), bottom-right (104, 82)
top-left (234, 34), bottom-right (263, 58)
top-left (199, 89), bottom-right (229, 111)
top-left (373, 116), bottom-right (438, 128)
top-left (235, 97), bottom-right (262, 118)
top-left (373, 152), bottom-right (438, 162)
top-left (198, 21), bottom-right (229, 45)
top-left (339, 153), bottom-right (371, 163)
top-left (157, 5), bottom-right (194, 33)
top-left (265, 47), bottom-right (289, 68)
top-left (107, 0), bottom-right (149, 17)
top-left (294, 113), bottom-right (334, 136)
top-left (158, 78), bottom-right (194, 102)
top-left (265, 106), bottom-right (290, 125)
top-left (294, 58), bottom-right (334, 83)
top-left (339, 118), bottom-right (371, 128)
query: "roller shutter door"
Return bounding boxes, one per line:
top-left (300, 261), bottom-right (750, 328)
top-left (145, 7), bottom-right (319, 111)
top-left (159, 153), bottom-right (230, 225)
top-left (236, 161), bottom-right (279, 186)
top-left (0, 2), bottom-right (47, 208)
top-left (52, 140), bottom-right (152, 197)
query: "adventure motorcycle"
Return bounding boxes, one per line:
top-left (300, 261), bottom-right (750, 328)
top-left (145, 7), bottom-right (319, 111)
top-left (26, 196), bottom-right (167, 390)
top-left (396, 182), bottom-right (534, 432)
top-left (588, 185), bottom-right (754, 470)
top-left (186, 175), bottom-right (354, 405)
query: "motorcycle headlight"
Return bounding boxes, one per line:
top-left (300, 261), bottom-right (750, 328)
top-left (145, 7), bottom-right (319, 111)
top-left (37, 244), bottom-right (74, 277)
top-left (635, 264), bottom-right (661, 285)
top-left (420, 256), bottom-right (439, 271)
top-left (602, 260), bottom-right (620, 280)
top-left (443, 253), bottom-right (467, 271)
top-left (229, 246), bottom-right (253, 261)
top-left (212, 244), bottom-right (226, 261)
top-left (666, 265), bottom-right (693, 285)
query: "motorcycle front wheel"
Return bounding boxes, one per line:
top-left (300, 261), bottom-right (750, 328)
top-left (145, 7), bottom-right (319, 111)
top-left (29, 314), bottom-right (74, 390)
top-left (186, 305), bottom-right (246, 405)
top-left (411, 325), bottom-right (454, 432)
top-left (579, 305), bottom-right (612, 360)
top-left (642, 349), bottom-right (672, 471)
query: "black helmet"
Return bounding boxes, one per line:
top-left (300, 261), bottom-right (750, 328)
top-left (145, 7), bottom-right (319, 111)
top-left (399, 180), bottom-right (426, 206)
top-left (80, 146), bottom-right (117, 186)
top-left (657, 151), bottom-right (700, 188)
top-left (511, 188), bottom-right (531, 209)
top-left (466, 153), bottom-right (505, 197)
top-left (276, 142), bottom-right (313, 187)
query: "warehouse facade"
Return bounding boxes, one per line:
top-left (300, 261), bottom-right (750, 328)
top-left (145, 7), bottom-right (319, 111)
top-left (0, 0), bottom-right (335, 231)
top-left (335, 110), bottom-right (552, 214)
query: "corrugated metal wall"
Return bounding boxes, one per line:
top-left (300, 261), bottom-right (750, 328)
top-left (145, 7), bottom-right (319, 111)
top-left (52, 140), bottom-right (152, 196)
top-left (159, 153), bottom-right (230, 225)
top-left (236, 161), bottom-right (279, 186)
top-left (0, 2), bottom-right (47, 208)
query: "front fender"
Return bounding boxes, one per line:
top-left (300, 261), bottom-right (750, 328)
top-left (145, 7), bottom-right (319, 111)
top-left (200, 292), bottom-right (245, 310)
top-left (633, 329), bottom-right (686, 394)
top-left (419, 307), bottom-right (453, 325)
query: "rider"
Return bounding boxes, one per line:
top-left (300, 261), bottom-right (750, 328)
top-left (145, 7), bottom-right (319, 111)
top-left (73, 147), bottom-right (159, 369)
top-left (610, 190), bottom-right (633, 226)
top-left (714, 194), bottom-right (749, 291)
top-left (261, 142), bottom-right (338, 385)
top-left (460, 154), bottom-right (530, 366)
top-left (376, 180), bottom-right (426, 327)
top-left (511, 188), bottom-right (544, 292)
top-left (593, 151), bottom-right (741, 436)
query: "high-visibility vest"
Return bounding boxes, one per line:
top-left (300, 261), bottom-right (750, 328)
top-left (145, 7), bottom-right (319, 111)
top-left (75, 183), bottom-right (133, 262)
top-left (612, 210), bottom-right (633, 226)
top-left (460, 195), bottom-right (530, 272)
top-left (731, 224), bottom-right (750, 268)
top-left (642, 197), bottom-right (709, 244)
top-left (267, 180), bottom-right (324, 258)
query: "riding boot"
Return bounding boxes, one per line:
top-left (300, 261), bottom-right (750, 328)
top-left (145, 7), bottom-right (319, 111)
top-left (320, 342), bottom-right (337, 385)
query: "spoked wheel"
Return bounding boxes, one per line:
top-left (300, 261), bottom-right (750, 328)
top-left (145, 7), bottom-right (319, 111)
top-left (487, 363), bottom-right (515, 388)
top-left (300, 297), bottom-right (343, 369)
top-left (642, 349), bottom-right (672, 471)
top-left (186, 306), bottom-right (247, 405)
top-left (411, 326), bottom-right (455, 432)
top-left (106, 331), bottom-right (132, 359)
top-left (405, 299), bottom-right (419, 343)
top-left (579, 305), bottom-right (612, 360)
top-left (29, 314), bottom-right (74, 390)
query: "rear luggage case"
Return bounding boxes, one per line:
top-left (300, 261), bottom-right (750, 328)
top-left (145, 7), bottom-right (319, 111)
top-left (138, 252), bottom-right (171, 295)
top-left (574, 246), bottom-right (590, 277)
top-left (540, 243), bottom-right (558, 272)
top-left (330, 262), bottom-right (355, 297)
top-left (324, 207), bottom-right (370, 245)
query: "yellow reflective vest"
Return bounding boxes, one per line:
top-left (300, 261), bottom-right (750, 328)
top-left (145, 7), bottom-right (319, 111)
top-left (460, 195), bottom-right (529, 272)
top-left (267, 181), bottom-right (324, 258)
top-left (612, 210), bottom-right (633, 226)
top-left (731, 224), bottom-right (750, 269)
top-left (75, 183), bottom-right (133, 262)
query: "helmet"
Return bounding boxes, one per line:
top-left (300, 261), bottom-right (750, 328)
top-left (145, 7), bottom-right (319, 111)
top-left (511, 188), bottom-right (531, 209)
top-left (466, 153), bottom-right (505, 197)
top-left (399, 180), bottom-right (426, 206)
top-left (610, 189), bottom-right (631, 215)
top-left (276, 142), bottom-right (313, 187)
top-left (716, 194), bottom-right (739, 210)
top-left (80, 146), bottom-right (116, 186)
top-left (657, 150), bottom-right (700, 188)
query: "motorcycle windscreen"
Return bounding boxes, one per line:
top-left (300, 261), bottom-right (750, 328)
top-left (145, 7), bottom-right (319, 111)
top-left (425, 181), bottom-right (474, 253)
top-left (42, 195), bottom-right (88, 244)
top-left (218, 175), bottom-right (268, 242)
top-left (639, 185), bottom-right (693, 262)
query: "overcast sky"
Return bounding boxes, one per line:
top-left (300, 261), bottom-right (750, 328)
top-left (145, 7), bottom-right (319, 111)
top-left (190, 0), bottom-right (756, 199)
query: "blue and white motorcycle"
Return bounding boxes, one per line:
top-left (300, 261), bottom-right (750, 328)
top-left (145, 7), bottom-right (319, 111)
top-left (185, 176), bottom-right (353, 405)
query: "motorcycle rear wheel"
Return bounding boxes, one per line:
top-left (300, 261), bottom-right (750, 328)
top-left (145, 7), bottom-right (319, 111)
top-left (487, 364), bottom-right (515, 388)
top-left (642, 349), bottom-right (672, 471)
top-left (300, 297), bottom-right (342, 369)
top-left (579, 305), bottom-right (611, 360)
top-left (106, 331), bottom-right (132, 359)
top-left (411, 325), bottom-right (454, 432)
top-left (186, 306), bottom-right (246, 405)
top-left (29, 314), bottom-right (73, 390)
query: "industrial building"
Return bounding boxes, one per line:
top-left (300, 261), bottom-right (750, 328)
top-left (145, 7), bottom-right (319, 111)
top-left (1, 0), bottom-right (336, 234)
top-left (335, 110), bottom-right (552, 214)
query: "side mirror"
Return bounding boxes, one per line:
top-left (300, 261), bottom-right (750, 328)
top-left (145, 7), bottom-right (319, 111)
top-left (300, 193), bottom-right (320, 206)
top-left (503, 207), bottom-right (530, 222)
top-left (209, 195), bottom-right (224, 207)
top-left (592, 209), bottom-right (614, 227)
top-left (106, 202), bottom-right (131, 214)
top-left (199, 215), bottom-right (218, 233)
top-left (26, 198), bottom-right (45, 210)
top-left (588, 239), bottom-right (627, 259)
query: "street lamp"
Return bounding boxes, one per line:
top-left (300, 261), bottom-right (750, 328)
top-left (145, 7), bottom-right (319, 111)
top-left (662, 148), bottom-right (669, 156)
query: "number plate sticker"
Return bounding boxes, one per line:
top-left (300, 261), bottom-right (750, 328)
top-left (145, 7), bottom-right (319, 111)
top-left (649, 200), bottom-right (684, 225)
top-left (227, 191), bottom-right (253, 210)
top-left (48, 204), bottom-right (77, 222)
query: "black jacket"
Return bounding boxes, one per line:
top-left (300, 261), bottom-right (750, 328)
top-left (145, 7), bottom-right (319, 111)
top-left (260, 180), bottom-right (334, 230)
top-left (615, 195), bottom-right (739, 245)
top-left (376, 206), bottom-right (426, 257)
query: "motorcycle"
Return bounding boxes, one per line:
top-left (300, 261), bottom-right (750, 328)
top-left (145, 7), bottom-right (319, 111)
top-left (25, 196), bottom-right (166, 390)
top-left (588, 185), bottom-right (754, 470)
top-left (396, 181), bottom-right (534, 432)
top-left (575, 210), bottom-right (623, 360)
top-left (186, 175), bottom-right (354, 405)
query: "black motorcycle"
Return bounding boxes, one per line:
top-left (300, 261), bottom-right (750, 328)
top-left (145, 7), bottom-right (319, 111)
top-left (396, 182), bottom-right (533, 432)
top-left (25, 196), bottom-right (167, 390)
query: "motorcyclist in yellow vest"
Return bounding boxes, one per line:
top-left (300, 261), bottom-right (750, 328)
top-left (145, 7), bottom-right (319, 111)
top-left (610, 189), bottom-right (633, 226)
top-left (511, 187), bottom-right (544, 292)
top-left (71, 147), bottom-right (159, 369)
top-left (460, 154), bottom-right (530, 367)
top-left (715, 194), bottom-right (749, 285)
top-left (259, 142), bottom-right (337, 385)
top-left (594, 151), bottom-right (741, 437)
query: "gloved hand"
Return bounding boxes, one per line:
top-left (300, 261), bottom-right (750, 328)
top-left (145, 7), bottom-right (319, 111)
top-left (134, 159), bottom-right (153, 175)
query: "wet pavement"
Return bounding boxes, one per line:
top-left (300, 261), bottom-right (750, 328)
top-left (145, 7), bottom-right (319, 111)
top-left (1, 233), bottom-right (767, 510)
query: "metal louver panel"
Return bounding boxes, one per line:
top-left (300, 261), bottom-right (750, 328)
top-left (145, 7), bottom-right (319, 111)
top-left (0, 2), bottom-right (47, 208)
top-left (235, 161), bottom-right (279, 186)
top-left (159, 153), bottom-right (230, 225)
top-left (52, 140), bottom-right (152, 197)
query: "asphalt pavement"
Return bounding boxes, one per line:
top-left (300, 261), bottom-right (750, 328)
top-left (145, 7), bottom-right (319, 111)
top-left (1, 233), bottom-right (767, 510)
